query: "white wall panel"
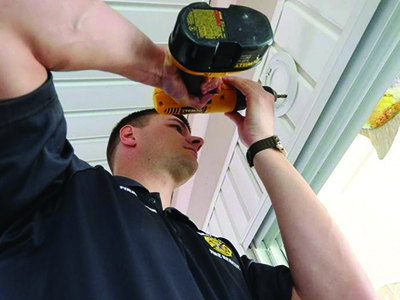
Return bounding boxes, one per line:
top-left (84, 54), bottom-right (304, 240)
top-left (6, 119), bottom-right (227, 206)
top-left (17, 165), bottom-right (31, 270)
top-left (208, 210), bottom-right (224, 238)
top-left (66, 110), bottom-right (133, 139)
top-left (204, 144), bottom-right (265, 246)
top-left (268, 0), bottom-right (379, 159)
top-left (56, 80), bottom-right (153, 112)
top-left (274, 114), bottom-right (295, 147)
top-left (108, 3), bottom-right (182, 43)
top-left (274, 1), bottom-right (340, 82)
top-left (71, 138), bottom-right (108, 161)
top-left (299, 0), bottom-right (358, 29)
top-left (229, 147), bottom-right (262, 213)
top-left (286, 75), bottom-right (314, 127)
top-left (214, 195), bottom-right (243, 254)
top-left (220, 171), bottom-right (249, 237)
top-left (239, 145), bottom-right (263, 197)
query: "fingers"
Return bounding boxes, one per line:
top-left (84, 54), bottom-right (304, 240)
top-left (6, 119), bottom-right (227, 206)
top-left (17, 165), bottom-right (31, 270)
top-left (223, 76), bottom-right (272, 99)
top-left (167, 84), bottom-right (212, 110)
top-left (185, 87), bottom-right (215, 109)
top-left (222, 76), bottom-right (254, 96)
top-left (201, 77), bottom-right (222, 94)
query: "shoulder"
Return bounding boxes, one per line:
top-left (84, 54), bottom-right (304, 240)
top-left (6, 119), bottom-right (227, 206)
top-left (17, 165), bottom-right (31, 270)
top-left (66, 160), bottom-right (116, 189)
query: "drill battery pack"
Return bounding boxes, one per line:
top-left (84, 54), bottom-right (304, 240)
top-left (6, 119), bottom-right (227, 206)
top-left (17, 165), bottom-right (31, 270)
top-left (169, 2), bottom-right (273, 76)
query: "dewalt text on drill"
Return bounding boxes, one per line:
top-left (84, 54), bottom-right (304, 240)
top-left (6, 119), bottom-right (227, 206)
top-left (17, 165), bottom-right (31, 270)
top-left (153, 2), bottom-right (278, 115)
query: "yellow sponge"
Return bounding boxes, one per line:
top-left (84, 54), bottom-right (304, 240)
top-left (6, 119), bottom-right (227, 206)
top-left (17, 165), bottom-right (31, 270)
top-left (363, 87), bottom-right (400, 129)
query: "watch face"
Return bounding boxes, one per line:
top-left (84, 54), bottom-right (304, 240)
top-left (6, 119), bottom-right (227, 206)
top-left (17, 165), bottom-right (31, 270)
top-left (273, 136), bottom-right (288, 157)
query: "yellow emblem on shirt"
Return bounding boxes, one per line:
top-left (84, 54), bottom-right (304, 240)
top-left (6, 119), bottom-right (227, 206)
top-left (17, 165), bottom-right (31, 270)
top-left (204, 236), bottom-right (233, 257)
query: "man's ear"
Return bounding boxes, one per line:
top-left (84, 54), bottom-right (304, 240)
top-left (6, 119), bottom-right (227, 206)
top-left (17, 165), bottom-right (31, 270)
top-left (119, 125), bottom-right (138, 147)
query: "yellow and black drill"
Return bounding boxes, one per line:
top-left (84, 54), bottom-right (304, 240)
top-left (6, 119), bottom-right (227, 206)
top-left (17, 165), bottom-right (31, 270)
top-left (153, 2), bottom-right (280, 115)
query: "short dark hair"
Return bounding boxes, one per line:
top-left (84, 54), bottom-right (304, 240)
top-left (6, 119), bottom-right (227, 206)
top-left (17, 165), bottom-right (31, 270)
top-left (106, 108), bottom-right (191, 172)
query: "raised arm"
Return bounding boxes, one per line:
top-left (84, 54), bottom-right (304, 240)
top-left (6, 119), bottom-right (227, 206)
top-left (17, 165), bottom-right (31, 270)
top-left (222, 76), bottom-right (377, 300)
top-left (0, 0), bottom-right (217, 106)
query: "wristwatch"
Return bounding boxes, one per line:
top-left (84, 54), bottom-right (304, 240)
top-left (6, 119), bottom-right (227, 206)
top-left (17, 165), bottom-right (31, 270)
top-left (246, 135), bottom-right (287, 168)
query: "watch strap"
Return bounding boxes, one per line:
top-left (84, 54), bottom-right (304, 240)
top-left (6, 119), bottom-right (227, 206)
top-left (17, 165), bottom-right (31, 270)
top-left (246, 136), bottom-right (287, 168)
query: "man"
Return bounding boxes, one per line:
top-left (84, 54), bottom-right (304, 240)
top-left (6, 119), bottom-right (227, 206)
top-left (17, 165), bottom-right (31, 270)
top-left (0, 0), bottom-right (377, 299)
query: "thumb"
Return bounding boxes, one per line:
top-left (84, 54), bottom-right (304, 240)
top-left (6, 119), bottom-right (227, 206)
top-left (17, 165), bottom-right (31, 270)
top-left (224, 112), bottom-right (244, 127)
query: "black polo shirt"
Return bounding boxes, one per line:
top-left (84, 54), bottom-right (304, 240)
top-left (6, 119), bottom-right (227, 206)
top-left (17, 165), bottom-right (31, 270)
top-left (0, 71), bottom-right (293, 300)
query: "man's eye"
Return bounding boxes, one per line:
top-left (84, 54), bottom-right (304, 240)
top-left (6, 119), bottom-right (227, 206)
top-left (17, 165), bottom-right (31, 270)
top-left (172, 125), bottom-right (182, 133)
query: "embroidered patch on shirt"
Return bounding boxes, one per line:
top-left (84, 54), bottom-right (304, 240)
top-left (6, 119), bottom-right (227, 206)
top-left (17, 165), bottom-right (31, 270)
top-left (203, 235), bottom-right (233, 257)
top-left (197, 233), bottom-right (241, 270)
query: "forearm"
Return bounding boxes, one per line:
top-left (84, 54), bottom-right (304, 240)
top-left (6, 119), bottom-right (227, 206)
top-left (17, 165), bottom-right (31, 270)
top-left (253, 149), bottom-right (377, 300)
top-left (4, 0), bottom-right (164, 86)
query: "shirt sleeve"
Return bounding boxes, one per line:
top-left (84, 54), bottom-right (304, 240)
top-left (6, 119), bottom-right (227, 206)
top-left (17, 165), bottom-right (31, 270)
top-left (0, 70), bottom-right (74, 236)
top-left (241, 255), bottom-right (294, 300)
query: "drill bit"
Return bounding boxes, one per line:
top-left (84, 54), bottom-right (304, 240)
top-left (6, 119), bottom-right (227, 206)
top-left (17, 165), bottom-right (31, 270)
top-left (262, 86), bottom-right (287, 101)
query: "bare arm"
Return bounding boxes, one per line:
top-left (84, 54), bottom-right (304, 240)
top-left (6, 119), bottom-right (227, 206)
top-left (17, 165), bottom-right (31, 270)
top-left (0, 0), bottom-right (164, 100)
top-left (222, 76), bottom-right (377, 300)
top-left (253, 149), bottom-right (377, 300)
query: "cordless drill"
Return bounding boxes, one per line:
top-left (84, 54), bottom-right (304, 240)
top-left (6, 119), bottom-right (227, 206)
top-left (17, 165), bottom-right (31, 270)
top-left (153, 2), bottom-right (277, 115)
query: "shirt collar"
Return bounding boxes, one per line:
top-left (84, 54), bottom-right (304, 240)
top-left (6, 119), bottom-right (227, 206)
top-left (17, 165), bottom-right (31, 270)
top-left (113, 176), bottom-right (150, 193)
top-left (114, 177), bottom-right (201, 231)
top-left (113, 176), bottom-right (163, 210)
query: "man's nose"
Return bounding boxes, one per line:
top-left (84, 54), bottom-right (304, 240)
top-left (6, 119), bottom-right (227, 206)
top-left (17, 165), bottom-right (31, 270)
top-left (190, 136), bottom-right (204, 152)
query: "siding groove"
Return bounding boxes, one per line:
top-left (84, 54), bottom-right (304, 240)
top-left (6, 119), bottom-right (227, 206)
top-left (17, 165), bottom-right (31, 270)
top-left (221, 172), bottom-right (249, 237)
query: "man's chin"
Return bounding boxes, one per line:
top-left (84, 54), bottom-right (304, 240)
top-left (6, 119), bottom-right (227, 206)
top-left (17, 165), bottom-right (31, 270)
top-left (182, 151), bottom-right (199, 170)
top-left (169, 157), bottom-right (198, 185)
top-left (184, 159), bottom-right (199, 181)
top-left (184, 159), bottom-right (198, 178)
